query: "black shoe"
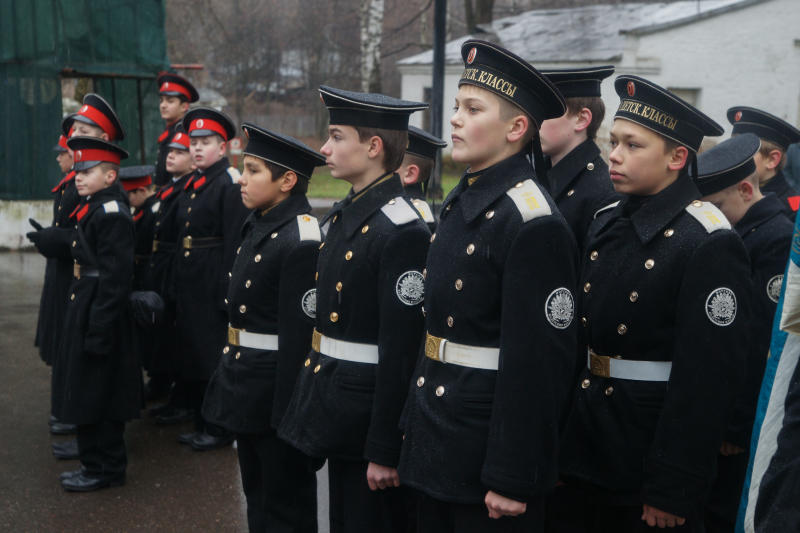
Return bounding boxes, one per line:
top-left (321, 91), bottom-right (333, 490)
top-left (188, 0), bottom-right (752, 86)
top-left (177, 431), bottom-right (198, 445)
top-left (59, 466), bottom-right (87, 481)
top-left (155, 407), bottom-right (194, 425)
top-left (61, 472), bottom-right (125, 492)
top-left (52, 439), bottom-right (79, 460)
top-left (50, 422), bottom-right (77, 435)
top-left (190, 431), bottom-right (235, 451)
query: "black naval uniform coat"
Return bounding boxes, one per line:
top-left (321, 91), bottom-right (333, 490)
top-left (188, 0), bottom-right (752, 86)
top-left (761, 170), bottom-right (799, 222)
top-left (203, 195), bottom-right (320, 434)
top-left (707, 193), bottom-right (793, 523)
top-left (404, 182), bottom-right (438, 232)
top-left (544, 139), bottom-right (619, 251)
top-left (397, 151), bottom-right (579, 504)
top-left (173, 158), bottom-right (250, 381)
top-left (279, 174), bottom-right (430, 467)
top-left (559, 176), bottom-right (752, 518)
top-left (52, 183), bottom-right (142, 424)
top-left (154, 121), bottom-right (180, 186)
top-left (34, 171), bottom-right (80, 365)
top-left (132, 194), bottom-right (158, 290)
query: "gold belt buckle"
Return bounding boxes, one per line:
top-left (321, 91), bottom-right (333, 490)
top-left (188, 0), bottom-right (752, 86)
top-left (152, 240), bottom-right (159, 253)
top-left (228, 326), bottom-right (240, 346)
top-left (588, 349), bottom-right (611, 378)
top-left (182, 235), bottom-right (193, 249)
top-left (425, 333), bottom-right (444, 362)
top-left (311, 329), bottom-right (322, 353)
top-left (73, 262), bottom-right (81, 279)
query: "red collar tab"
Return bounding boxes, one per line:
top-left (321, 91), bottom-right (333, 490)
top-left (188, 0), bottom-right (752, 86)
top-left (77, 104), bottom-right (118, 140)
top-left (70, 203), bottom-right (89, 220)
top-left (160, 81), bottom-right (192, 100)
top-left (121, 175), bottom-right (153, 192)
top-left (193, 176), bottom-right (207, 190)
top-left (189, 118), bottom-right (228, 140)
top-left (133, 210), bottom-right (144, 221)
top-left (52, 171), bottom-right (76, 193)
top-left (158, 128), bottom-right (170, 143)
top-left (73, 148), bottom-right (121, 165)
top-left (183, 176), bottom-right (195, 190)
top-left (788, 196), bottom-right (800, 212)
top-left (159, 185), bottom-right (175, 199)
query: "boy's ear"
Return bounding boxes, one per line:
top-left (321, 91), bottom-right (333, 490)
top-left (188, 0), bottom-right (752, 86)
top-left (279, 171), bottom-right (298, 193)
top-left (367, 135), bottom-right (384, 160)
top-left (400, 164), bottom-right (420, 186)
top-left (765, 148), bottom-right (783, 171)
top-left (574, 108), bottom-right (592, 133)
top-left (506, 114), bottom-right (530, 144)
top-left (106, 168), bottom-right (118, 184)
top-left (667, 145), bottom-right (689, 172)
top-left (180, 101), bottom-right (189, 113)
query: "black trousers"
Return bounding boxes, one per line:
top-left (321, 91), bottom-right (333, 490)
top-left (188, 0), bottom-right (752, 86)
top-left (236, 430), bottom-right (318, 533)
top-left (186, 379), bottom-right (228, 435)
top-left (545, 482), bottom-right (704, 533)
top-left (76, 420), bottom-right (126, 476)
top-left (416, 490), bottom-right (543, 533)
top-left (328, 458), bottom-right (413, 533)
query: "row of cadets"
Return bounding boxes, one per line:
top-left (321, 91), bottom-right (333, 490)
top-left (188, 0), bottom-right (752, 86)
top-left (397, 40), bottom-right (579, 532)
top-left (172, 107), bottom-right (250, 450)
top-left (398, 125), bottom-right (447, 232)
top-left (551, 75), bottom-right (753, 531)
top-left (144, 126), bottom-right (197, 423)
top-left (278, 86), bottom-right (432, 532)
top-left (54, 135), bottom-right (143, 491)
top-left (200, 123), bottom-right (327, 532)
top-left (694, 134), bottom-right (794, 532)
top-left (539, 66), bottom-right (620, 251)
top-left (119, 165), bottom-right (158, 290)
top-left (154, 72), bottom-right (199, 186)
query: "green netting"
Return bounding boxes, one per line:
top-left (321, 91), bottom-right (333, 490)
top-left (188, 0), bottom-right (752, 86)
top-left (0, 0), bottom-right (169, 200)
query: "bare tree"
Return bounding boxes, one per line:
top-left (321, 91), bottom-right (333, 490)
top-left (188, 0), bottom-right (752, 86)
top-left (464, 0), bottom-right (495, 32)
top-left (360, 0), bottom-right (385, 92)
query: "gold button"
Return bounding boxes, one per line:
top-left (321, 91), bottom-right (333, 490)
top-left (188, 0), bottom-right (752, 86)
top-left (581, 317), bottom-right (587, 327)
top-left (237, 246), bottom-right (241, 254)
top-left (70, 293), bottom-right (75, 301)
top-left (583, 282), bottom-right (591, 293)
top-left (430, 233), bottom-right (436, 243)
top-left (332, 215), bottom-right (338, 223)
top-left (55, 222), bottom-right (59, 226)
top-left (223, 346), bottom-right (230, 354)
top-left (581, 378), bottom-right (590, 389)
top-left (235, 352), bottom-right (241, 360)
top-left (435, 385), bottom-right (445, 397)
top-left (228, 272), bottom-right (232, 278)
top-left (629, 291), bottom-right (639, 302)
top-left (645, 259), bottom-right (654, 270)
top-left (304, 358), bottom-right (311, 367)
top-left (604, 386), bottom-right (614, 396)
top-left (587, 162), bottom-right (595, 171)
top-left (664, 228), bottom-right (674, 238)
top-left (72, 240), bottom-right (76, 247)
top-left (313, 364), bottom-right (321, 374)
top-left (155, 222), bottom-right (160, 226)
top-left (567, 189), bottom-right (575, 197)
top-left (455, 279), bottom-right (463, 290)
top-left (617, 323), bottom-right (628, 335)
top-left (255, 254), bottom-right (262, 263)
top-left (361, 225), bottom-right (369, 234)
top-left (422, 268), bottom-right (427, 279)
top-left (590, 250), bottom-right (599, 261)
top-left (345, 251), bottom-right (353, 260)
top-left (417, 376), bottom-right (425, 387)
top-left (336, 281), bottom-right (343, 292)
top-left (466, 243), bottom-right (475, 255)
top-left (185, 221), bottom-right (190, 227)
top-left (184, 250), bottom-right (190, 257)
top-left (445, 204), bottom-right (452, 211)
top-left (421, 306), bottom-right (426, 316)
top-left (245, 280), bottom-right (251, 288)
top-left (58, 206), bottom-right (62, 211)
top-left (692, 200), bottom-right (703, 207)
top-left (271, 232), bottom-right (278, 239)
top-left (515, 181), bottom-right (524, 188)
top-left (191, 193), bottom-right (196, 199)
top-left (319, 242), bottom-right (325, 250)
top-left (446, 316), bottom-right (454, 327)
top-left (330, 312), bottom-right (339, 322)
top-left (187, 207), bottom-right (192, 213)
top-left (239, 305), bottom-right (247, 313)
top-left (485, 210), bottom-right (495, 219)
top-left (315, 272), bottom-right (319, 280)
top-left (224, 298), bottom-right (229, 304)
top-left (388, 199), bottom-right (396, 205)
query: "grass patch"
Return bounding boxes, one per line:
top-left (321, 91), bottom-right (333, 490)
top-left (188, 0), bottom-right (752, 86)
top-left (308, 168), bottom-right (462, 200)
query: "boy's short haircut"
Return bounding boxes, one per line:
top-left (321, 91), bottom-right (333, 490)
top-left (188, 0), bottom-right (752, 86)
top-left (758, 138), bottom-right (787, 172)
top-left (97, 162), bottom-right (120, 178)
top-left (496, 96), bottom-right (538, 145)
top-left (264, 160), bottom-right (308, 196)
top-left (565, 96), bottom-right (606, 140)
top-left (353, 127), bottom-right (409, 173)
top-left (405, 154), bottom-right (433, 184)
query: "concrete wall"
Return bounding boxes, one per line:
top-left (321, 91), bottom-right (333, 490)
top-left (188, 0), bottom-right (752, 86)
top-left (0, 200), bottom-right (53, 250)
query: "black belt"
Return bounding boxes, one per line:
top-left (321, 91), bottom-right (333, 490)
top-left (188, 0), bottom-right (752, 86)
top-left (134, 254), bottom-right (151, 264)
top-left (152, 240), bottom-right (176, 253)
top-left (182, 236), bottom-right (223, 250)
top-left (73, 264), bottom-right (99, 279)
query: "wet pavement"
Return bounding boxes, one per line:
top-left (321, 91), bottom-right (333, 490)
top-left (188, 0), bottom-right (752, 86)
top-left (0, 251), bottom-right (329, 532)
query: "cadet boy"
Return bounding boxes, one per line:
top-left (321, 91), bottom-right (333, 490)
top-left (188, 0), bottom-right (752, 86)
top-left (145, 128), bottom-right (196, 424)
top-left (120, 165), bottom-right (157, 290)
top-left (552, 76), bottom-right (752, 531)
top-left (54, 136), bottom-right (142, 491)
top-left (173, 108), bottom-right (249, 450)
top-left (202, 123), bottom-right (324, 532)
top-left (397, 40), bottom-right (577, 533)
top-left (539, 66), bottom-right (619, 249)
top-left (397, 125), bottom-right (447, 231)
top-left (154, 72), bottom-right (198, 186)
top-left (279, 86), bottom-right (430, 533)
top-left (694, 134), bottom-right (793, 533)
top-left (728, 106), bottom-right (800, 221)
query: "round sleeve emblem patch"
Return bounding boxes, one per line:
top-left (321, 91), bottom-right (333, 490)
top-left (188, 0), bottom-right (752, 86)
top-left (545, 288), bottom-right (574, 329)
top-left (396, 270), bottom-right (425, 306)
top-left (301, 288), bottom-right (316, 318)
top-left (705, 287), bottom-right (737, 326)
top-left (767, 274), bottom-right (783, 304)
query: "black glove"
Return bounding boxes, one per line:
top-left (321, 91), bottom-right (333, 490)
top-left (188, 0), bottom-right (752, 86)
top-left (26, 230), bottom-right (42, 245)
top-left (129, 290), bottom-right (166, 328)
top-left (29, 218), bottom-right (44, 231)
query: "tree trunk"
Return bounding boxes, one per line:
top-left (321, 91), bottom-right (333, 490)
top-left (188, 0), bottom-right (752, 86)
top-left (360, 0), bottom-right (384, 93)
